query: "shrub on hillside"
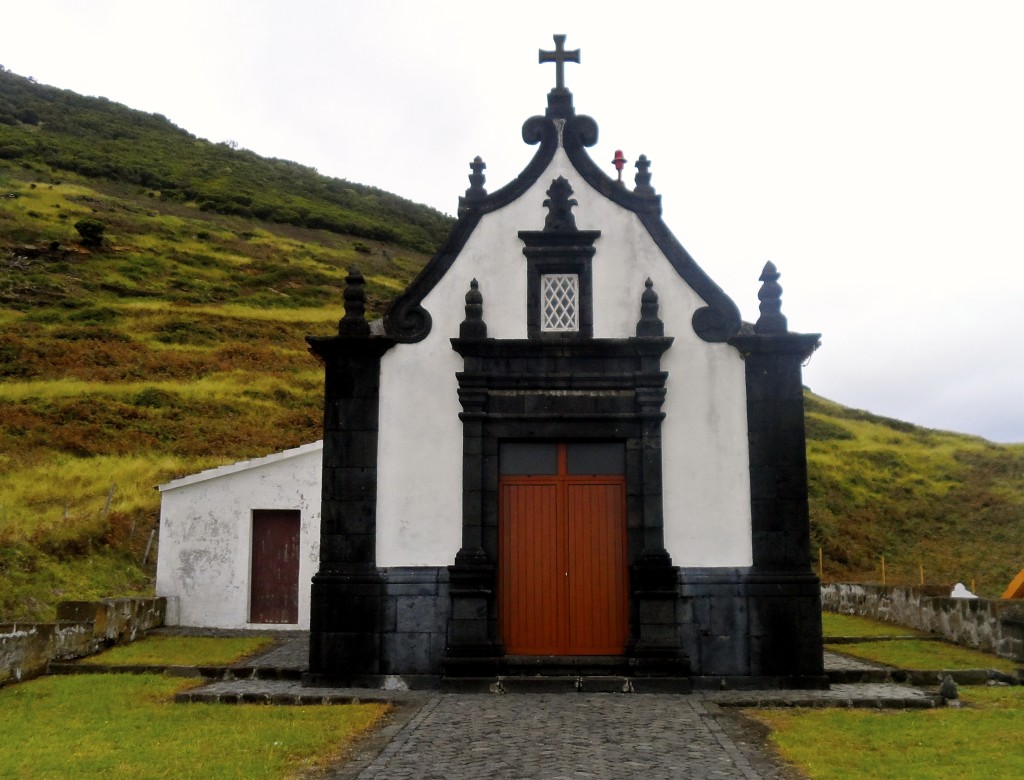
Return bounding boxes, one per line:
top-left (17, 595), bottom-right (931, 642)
top-left (73, 218), bottom-right (105, 247)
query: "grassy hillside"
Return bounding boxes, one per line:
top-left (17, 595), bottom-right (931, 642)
top-left (0, 67), bottom-right (444, 619)
top-left (805, 395), bottom-right (1023, 592)
top-left (0, 69), bottom-right (450, 253)
top-left (0, 160), bottom-right (433, 620)
top-left (0, 69), bottom-right (1021, 621)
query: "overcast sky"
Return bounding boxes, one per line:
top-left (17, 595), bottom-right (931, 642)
top-left (4, 1), bottom-right (1023, 442)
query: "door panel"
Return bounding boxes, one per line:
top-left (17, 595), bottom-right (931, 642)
top-left (566, 482), bottom-right (627, 654)
top-left (500, 483), bottom-right (564, 654)
top-left (250, 509), bottom-right (300, 624)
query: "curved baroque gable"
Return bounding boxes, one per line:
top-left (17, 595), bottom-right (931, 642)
top-left (384, 99), bottom-right (741, 344)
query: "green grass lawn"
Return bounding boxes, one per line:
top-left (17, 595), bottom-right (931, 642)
top-left (78, 636), bottom-right (275, 667)
top-left (751, 686), bottom-right (1024, 780)
top-left (822, 612), bottom-right (927, 638)
top-left (763, 613), bottom-right (1024, 778)
top-left (0, 674), bottom-right (386, 778)
top-left (826, 639), bottom-right (1019, 675)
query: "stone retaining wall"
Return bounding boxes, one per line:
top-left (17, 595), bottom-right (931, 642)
top-left (0, 597), bottom-right (165, 685)
top-left (821, 583), bottom-right (1024, 663)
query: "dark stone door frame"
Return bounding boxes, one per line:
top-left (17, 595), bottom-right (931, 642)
top-left (444, 337), bottom-right (689, 674)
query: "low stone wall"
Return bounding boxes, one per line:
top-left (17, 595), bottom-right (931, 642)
top-left (0, 597), bottom-right (165, 686)
top-left (821, 583), bottom-right (1024, 663)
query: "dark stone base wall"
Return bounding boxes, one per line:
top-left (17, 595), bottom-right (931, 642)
top-left (380, 567), bottom-right (450, 676)
top-left (679, 567), bottom-right (826, 686)
top-left (306, 567), bottom-right (450, 688)
top-left (309, 565), bottom-right (827, 688)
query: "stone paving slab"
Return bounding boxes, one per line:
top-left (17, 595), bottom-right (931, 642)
top-left (48, 661), bottom-right (303, 680)
top-left (175, 679), bottom-right (424, 705)
top-left (206, 638), bottom-right (926, 679)
top-left (240, 635), bottom-right (309, 670)
top-left (245, 643), bottom-right (885, 675)
top-left (239, 643), bottom-right (893, 674)
top-left (176, 677), bottom-right (940, 710)
top-left (707, 683), bottom-right (939, 709)
top-left (822, 650), bottom-right (890, 671)
top-left (825, 635), bottom-right (942, 644)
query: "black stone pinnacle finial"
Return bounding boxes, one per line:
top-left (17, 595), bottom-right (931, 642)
top-left (754, 261), bottom-right (788, 334)
top-left (634, 155), bottom-right (656, 195)
top-left (338, 266), bottom-right (371, 336)
top-left (542, 176), bottom-right (578, 232)
top-left (458, 157), bottom-right (488, 218)
top-left (636, 278), bottom-right (665, 337)
top-left (466, 156), bottom-right (487, 199)
top-left (460, 279), bottom-right (487, 339)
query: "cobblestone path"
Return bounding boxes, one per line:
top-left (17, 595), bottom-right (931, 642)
top-left (331, 693), bottom-right (796, 780)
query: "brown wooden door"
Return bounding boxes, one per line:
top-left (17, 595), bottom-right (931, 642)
top-left (250, 509), bottom-right (300, 624)
top-left (499, 443), bottom-right (628, 655)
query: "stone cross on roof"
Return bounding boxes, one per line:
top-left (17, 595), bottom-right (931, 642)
top-left (539, 34), bottom-right (580, 91)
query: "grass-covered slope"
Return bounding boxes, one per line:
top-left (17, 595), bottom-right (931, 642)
top-left (806, 394), bottom-right (1023, 594)
top-left (0, 68), bottom-right (1020, 621)
top-left (0, 68), bottom-right (451, 253)
top-left (0, 67), bottom-right (448, 620)
top-left (0, 158), bottom-right (431, 620)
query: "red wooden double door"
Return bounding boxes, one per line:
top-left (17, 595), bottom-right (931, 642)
top-left (499, 442), bottom-right (629, 655)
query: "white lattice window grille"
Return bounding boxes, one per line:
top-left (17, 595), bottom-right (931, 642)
top-left (541, 273), bottom-right (579, 332)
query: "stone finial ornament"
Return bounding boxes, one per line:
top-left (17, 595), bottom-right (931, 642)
top-left (634, 155), bottom-right (655, 196)
top-left (754, 261), bottom-right (788, 335)
top-left (636, 278), bottom-right (665, 337)
top-left (338, 266), bottom-right (371, 336)
top-left (466, 156), bottom-right (487, 199)
top-left (542, 176), bottom-right (579, 232)
top-left (460, 278), bottom-right (487, 339)
top-left (458, 157), bottom-right (488, 218)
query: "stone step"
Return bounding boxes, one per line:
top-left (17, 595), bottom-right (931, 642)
top-left (828, 667), bottom-right (1019, 686)
top-left (441, 675), bottom-right (692, 694)
top-left (47, 662), bottom-right (302, 681)
top-left (824, 635), bottom-right (943, 644)
top-left (443, 654), bottom-right (691, 679)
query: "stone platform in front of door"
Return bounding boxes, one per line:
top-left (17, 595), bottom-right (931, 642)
top-left (439, 652), bottom-right (832, 693)
top-left (156, 635), bottom-right (940, 708)
top-left (178, 677), bottom-right (942, 709)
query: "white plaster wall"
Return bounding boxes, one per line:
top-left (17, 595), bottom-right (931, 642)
top-left (155, 446), bottom-right (322, 629)
top-left (376, 149), bottom-right (752, 568)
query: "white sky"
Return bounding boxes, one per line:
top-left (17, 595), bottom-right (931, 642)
top-left (3, 1), bottom-right (1023, 442)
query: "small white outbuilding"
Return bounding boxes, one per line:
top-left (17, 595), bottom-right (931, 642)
top-left (155, 441), bottom-right (322, 629)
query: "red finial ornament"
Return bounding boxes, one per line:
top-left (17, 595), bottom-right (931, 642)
top-left (612, 150), bottom-right (627, 183)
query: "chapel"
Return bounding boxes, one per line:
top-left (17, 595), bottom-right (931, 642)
top-left (302, 36), bottom-right (826, 690)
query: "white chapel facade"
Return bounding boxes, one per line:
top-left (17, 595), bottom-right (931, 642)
top-left (157, 36), bottom-right (825, 689)
top-left (304, 37), bottom-right (825, 689)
